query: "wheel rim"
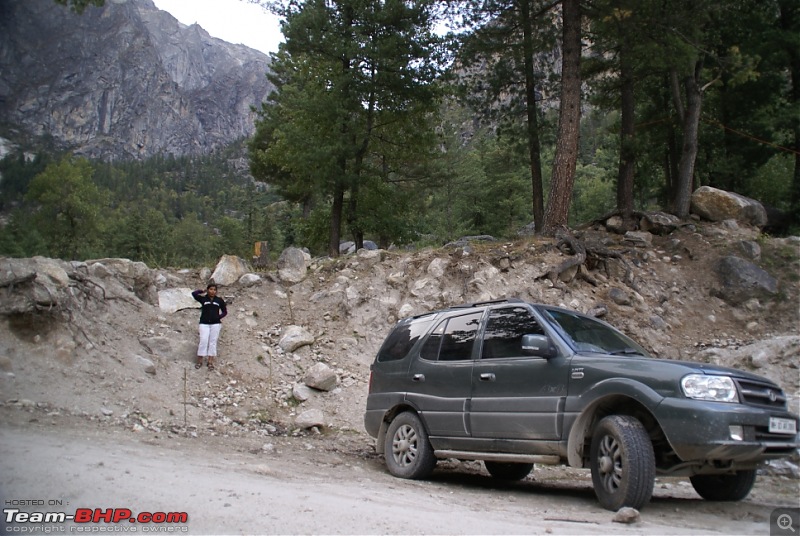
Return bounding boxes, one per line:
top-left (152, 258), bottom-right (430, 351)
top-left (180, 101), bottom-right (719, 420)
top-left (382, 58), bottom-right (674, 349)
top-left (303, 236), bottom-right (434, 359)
top-left (596, 434), bottom-right (623, 493)
top-left (391, 423), bottom-right (418, 467)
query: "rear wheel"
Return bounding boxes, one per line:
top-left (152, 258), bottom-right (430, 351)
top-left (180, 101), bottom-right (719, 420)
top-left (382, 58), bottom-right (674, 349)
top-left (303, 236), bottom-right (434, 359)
top-left (384, 412), bottom-right (437, 479)
top-left (590, 415), bottom-right (655, 511)
top-left (690, 470), bottom-right (757, 501)
top-left (484, 461), bottom-right (533, 481)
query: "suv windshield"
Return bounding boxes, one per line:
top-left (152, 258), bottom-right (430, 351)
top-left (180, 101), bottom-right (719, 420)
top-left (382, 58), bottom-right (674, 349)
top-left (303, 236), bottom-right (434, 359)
top-left (543, 308), bottom-right (649, 356)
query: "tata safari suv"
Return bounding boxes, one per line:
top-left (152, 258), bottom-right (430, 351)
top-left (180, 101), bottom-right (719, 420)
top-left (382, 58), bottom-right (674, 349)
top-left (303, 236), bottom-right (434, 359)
top-left (364, 298), bottom-right (799, 511)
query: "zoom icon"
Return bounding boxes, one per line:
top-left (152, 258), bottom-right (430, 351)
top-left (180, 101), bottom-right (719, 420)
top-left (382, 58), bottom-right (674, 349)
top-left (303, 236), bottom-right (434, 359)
top-left (772, 508), bottom-right (800, 535)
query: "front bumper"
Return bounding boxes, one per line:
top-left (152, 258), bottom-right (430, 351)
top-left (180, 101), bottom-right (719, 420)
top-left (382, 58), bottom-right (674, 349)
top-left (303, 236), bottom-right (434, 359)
top-left (655, 397), bottom-right (799, 462)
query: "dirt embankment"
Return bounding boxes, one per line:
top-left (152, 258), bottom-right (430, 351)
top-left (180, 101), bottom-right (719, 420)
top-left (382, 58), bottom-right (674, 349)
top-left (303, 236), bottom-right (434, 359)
top-left (0, 220), bottom-right (798, 534)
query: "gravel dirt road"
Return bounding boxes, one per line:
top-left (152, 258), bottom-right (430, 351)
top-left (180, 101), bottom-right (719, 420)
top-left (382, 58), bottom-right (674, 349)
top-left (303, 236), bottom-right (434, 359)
top-left (2, 415), bottom-right (798, 535)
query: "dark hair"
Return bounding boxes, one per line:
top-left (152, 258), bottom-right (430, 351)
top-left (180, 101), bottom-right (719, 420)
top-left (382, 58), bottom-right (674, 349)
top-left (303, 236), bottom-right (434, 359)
top-left (207, 283), bottom-right (217, 290)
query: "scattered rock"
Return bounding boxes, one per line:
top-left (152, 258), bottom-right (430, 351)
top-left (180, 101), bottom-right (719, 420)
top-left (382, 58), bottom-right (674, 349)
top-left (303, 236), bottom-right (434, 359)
top-left (238, 273), bottom-right (262, 287)
top-left (135, 355), bottom-right (157, 375)
top-left (623, 231), bottom-right (653, 248)
top-left (608, 288), bottom-right (631, 306)
top-left (304, 363), bottom-right (338, 392)
top-left (712, 256), bottom-right (778, 305)
top-left (292, 383), bottom-right (314, 402)
top-left (427, 258), bottom-right (449, 278)
top-left (613, 507), bottom-right (640, 524)
top-left (295, 408), bottom-right (325, 429)
top-left (279, 326), bottom-right (315, 353)
top-left (736, 240), bottom-right (761, 261)
top-left (639, 211), bottom-right (680, 235)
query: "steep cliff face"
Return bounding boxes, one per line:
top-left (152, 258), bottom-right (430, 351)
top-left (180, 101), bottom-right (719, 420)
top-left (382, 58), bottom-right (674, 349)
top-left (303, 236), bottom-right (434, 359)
top-left (0, 0), bottom-right (274, 160)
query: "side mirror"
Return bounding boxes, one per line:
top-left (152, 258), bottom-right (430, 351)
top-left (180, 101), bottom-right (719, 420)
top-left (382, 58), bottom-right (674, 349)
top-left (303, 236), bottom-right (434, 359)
top-left (521, 334), bottom-right (558, 359)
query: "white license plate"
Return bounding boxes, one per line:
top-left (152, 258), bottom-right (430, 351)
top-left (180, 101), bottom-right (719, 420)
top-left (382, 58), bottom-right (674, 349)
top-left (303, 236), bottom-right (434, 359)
top-left (769, 417), bottom-right (797, 435)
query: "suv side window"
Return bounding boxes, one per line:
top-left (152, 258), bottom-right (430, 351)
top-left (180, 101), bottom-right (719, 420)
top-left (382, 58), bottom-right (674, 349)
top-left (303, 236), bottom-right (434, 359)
top-left (420, 312), bottom-right (483, 361)
top-left (377, 317), bottom-right (434, 362)
top-left (482, 306), bottom-right (545, 359)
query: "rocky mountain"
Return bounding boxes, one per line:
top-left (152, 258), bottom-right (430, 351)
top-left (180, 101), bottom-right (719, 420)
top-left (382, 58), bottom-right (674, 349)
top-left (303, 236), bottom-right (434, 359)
top-left (0, 0), bottom-right (274, 160)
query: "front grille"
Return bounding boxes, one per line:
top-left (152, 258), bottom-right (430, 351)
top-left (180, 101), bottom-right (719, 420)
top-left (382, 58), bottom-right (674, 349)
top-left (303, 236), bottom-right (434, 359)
top-left (736, 378), bottom-right (787, 409)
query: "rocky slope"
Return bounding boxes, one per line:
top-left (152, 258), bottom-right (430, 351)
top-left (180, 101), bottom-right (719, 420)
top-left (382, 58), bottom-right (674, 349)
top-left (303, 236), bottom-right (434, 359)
top-left (0, 218), bottom-right (798, 462)
top-left (0, 0), bottom-right (273, 159)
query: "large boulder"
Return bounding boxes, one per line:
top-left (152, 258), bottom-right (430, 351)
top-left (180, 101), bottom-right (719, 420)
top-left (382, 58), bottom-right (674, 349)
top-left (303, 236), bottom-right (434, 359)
top-left (86, 258), bottom-right (158, 305)
top-left (0, 257), bottom-right (72, 314)
top-left (158, 288), bottom-right (198, 313)
top-left (210, 255), bottom-right (251, 287)
top-left (277, 247), bottom-right (310, 284)
top-left (690, 186), bottom-right (768, 227)
top-left (712, 256), bottom-right (778, 305)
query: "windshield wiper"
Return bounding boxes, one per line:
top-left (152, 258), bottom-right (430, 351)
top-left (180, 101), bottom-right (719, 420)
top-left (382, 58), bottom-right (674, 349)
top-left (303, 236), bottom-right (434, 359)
top-left (610, 348), bottom-right (645, 356)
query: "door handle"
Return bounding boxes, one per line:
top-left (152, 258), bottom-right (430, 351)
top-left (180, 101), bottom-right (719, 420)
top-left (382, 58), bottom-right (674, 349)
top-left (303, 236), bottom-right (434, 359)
top-left (412, 374), bottom-right (425, 382)
top-left (479, 373), bottom-right (496, 381)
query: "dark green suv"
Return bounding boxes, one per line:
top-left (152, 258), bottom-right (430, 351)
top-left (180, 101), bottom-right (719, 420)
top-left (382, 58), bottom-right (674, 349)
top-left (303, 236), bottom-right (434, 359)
top-left (364, 298), bottom-right (799, 511)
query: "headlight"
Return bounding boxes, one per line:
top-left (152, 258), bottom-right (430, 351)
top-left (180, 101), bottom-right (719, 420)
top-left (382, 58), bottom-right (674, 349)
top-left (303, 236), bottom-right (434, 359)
top-left (681, 374), bottom-right (739, 402)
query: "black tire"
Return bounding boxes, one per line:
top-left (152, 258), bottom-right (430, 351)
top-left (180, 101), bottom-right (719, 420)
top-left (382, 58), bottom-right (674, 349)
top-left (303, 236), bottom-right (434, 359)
top-left (484, 461), bottom-right (534, 481)
top-left (690, 470), bottom-right (757, 501)
top-left (590, 415), bottom-right (655, 511)
top-left (384, 412), bottom-right (437, 480)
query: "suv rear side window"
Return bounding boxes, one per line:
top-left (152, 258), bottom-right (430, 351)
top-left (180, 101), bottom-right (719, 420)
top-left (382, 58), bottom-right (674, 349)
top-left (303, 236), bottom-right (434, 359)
top-left (377, 317), bottom-right (434, 362)
top-left (420, 312), bottom-right (483, 361)
top-left (482, 306), bottom-right (544, 359)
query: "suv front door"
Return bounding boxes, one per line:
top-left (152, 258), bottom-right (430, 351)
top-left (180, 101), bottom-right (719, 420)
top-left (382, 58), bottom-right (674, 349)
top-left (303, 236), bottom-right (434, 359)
top-left (469, 306), bottom-right (570, 440)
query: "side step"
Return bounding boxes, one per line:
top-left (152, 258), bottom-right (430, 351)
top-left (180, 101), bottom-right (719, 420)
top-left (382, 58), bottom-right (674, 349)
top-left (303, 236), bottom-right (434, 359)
top-left (434, 450), bottom-right (561, 465)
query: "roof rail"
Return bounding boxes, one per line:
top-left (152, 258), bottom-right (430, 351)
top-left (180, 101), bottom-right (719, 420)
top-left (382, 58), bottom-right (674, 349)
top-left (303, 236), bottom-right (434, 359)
top-left (450, 297), bottom-right (524, 309)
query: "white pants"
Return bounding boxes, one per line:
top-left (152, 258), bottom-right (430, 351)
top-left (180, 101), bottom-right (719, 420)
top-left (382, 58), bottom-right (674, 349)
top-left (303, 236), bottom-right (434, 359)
top-left (197, 323), bottom-right (222, 357)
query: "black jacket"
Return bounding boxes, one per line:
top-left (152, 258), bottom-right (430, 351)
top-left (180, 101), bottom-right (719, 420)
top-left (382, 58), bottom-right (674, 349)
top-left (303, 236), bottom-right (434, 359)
top-left (192, 290), bottom-right (227, 324)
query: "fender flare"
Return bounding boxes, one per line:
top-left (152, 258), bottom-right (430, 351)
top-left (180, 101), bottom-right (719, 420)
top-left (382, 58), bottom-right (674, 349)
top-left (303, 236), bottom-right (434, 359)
top-left (375, 402), bottom-right (422, 455)
top-left (566, 378), bottom-right (664, 467)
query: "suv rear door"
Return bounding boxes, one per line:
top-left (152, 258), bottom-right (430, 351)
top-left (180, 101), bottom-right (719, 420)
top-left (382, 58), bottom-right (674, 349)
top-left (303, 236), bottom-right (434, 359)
top-left (469, 305), bottom-right (570, 440)
top-left (405, 310), bottom-right (483, 438)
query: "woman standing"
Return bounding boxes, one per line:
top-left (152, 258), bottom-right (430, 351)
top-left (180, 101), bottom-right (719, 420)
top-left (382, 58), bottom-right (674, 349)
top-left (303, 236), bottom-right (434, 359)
top-left (192, 283), bottom-right (227, 370)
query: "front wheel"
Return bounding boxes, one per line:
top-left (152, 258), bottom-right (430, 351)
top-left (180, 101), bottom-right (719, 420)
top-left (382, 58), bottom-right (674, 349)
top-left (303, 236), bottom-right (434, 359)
top-left (383, 412), bottom-right (437, 480)
top-left (484, 461), bottom-right (533, 481)
top-left (690, 470), bottom-right (757, 501)
top-left (590, 415), bottom-right (655, 511)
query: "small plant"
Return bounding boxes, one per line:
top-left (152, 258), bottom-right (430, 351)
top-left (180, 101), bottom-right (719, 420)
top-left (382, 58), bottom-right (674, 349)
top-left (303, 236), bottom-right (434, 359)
top-left (249, 409), bottom-right (271, 423)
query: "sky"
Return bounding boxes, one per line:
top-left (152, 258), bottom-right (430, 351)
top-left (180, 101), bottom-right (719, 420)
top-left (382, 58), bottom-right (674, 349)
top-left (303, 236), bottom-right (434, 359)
top-left (151, 0), bottom-right (283, 55)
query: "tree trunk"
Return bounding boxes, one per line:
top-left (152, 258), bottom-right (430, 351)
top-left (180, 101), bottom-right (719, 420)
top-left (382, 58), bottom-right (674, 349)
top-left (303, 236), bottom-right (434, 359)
top-left (672, 59), bottom-right (703, 219)
top-left (329, 177), bottom-right (344, 258)
top-left (542, 0), bottom-right (581, 234)
top-left (520, 0), bottom-right (545, 232)
top-left (617, 48), bottom-right (635, 226)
